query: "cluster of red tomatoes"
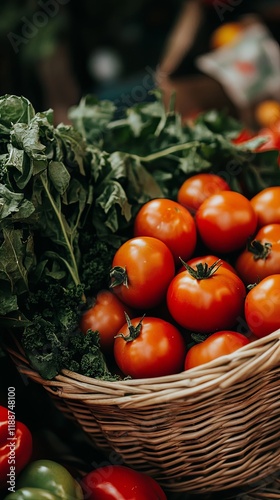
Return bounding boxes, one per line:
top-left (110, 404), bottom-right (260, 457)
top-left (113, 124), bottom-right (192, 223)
top-left (80, 174), bottom-right (280, 379)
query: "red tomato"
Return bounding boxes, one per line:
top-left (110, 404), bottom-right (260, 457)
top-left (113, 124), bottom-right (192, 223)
top-left (0, 406), bottom-right (33, 489)
top-left (180, 254), bottom-right (237, 275)
top-left (133, 198), bottom-right (197, 265)
top-left (250, 187), bottom-right (280, 228)
top-left (82, 465), bottom-right (167, 500)
top-left (195, 191), bottom-right (257, 253)
top-left (235, 225), bottom-right (280, 285)
top-left (245, 274), bottom-right (280, 338)
top-left (114, 316), bottom-right (186, 378)
top-left (79, 290), bottom-right (133, 353)
top-left (177, 173), bottom-right (231, 214)
top-left (256, 223), bottom-right (280, 243)
top-left (184, 331), bottom-right (250, 369)
top-left (110, 237), bottom-right (175, 309)
top-left (167, 262), bottom-right (246, 333)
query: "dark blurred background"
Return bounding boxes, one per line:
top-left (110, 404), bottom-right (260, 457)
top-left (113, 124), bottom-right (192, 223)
top-left (1, 0), bottom-right (279, 125)
top-left (0, 0), bottom-right (180, 123)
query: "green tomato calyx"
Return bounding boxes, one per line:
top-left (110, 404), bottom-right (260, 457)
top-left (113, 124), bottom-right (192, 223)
top-left (247, 239), bottom-right (272, 260)
top-left (109, 266), bottom-right (128, 288)
top-left (180, 258), bottom-right (223, 280)
top-left (115, 312), bottom-right (145, 342)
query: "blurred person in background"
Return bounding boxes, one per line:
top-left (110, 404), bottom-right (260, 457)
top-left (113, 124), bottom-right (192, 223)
top-left (156, 0), bottom-right (280, 126)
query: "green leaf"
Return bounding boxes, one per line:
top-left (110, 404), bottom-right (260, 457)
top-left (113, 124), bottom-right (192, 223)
top-left (0, 229), bottom-right (35, 315)
top-left (55, 125), bottom-right (88, 176)
top-left (0, 95), bottom-right (35, 133)
top-left (194, 109), bottom-right (242, 137)
top-left (95, 181), bottom-right (131, 233)
top-left (0, 310), bottom-right (31, 329)
top-left (11, 122), bottom-right (46, 158)
top-left (48, 161), bottom-right (71, 195)
top-left (0, 184), bottom-right (35, 221)
top-left (25, 350), bottom-right (60, 380)
top-left (68, 95), bottom-right (116, 144)
top-left (0, 287), bottom-right (18, 316)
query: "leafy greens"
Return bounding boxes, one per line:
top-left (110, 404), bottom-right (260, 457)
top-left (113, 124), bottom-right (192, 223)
top-left (1, 92), bottom-right (279, 380)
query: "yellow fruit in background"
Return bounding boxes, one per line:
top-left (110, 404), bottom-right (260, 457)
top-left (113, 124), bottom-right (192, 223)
top-left (210, 22), bottom-right (243, 49)
top-left (255, 100), bottom-right (280, 128)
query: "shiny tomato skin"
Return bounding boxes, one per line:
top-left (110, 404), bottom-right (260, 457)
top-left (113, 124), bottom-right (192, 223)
top-left (167, 266), bottom-right (246, 333)
top-left (82, 465), bottom-right (167, 500)
top-left (184, 331), bottom-right (250, 369)
top-left (235, 225), bottom-right (280, 285)
top-left (235, 243), bottom-right (280, 286)
top-left (110, 237), bottom-right (175, 309)
top-left (195, 191), bottom-right (257, 253)
top-left (180, 254), bottom-right (237, 275)
top-left (256, 223), bottom-right (280, 243)
top-left (177, 173), bottom-right (231, 214)
top-left (245, 274), bottom-right (280, 338)
top-left (250, 187), bottom-right (280, 228)
top-left (79, 290), bottom-right (133, 353)
top-left (114, 316), bottom-right (186, 378)
top-left (133, 198), bottom-right (197, 264)
top-left (0, 407), bottom-right (33, 489)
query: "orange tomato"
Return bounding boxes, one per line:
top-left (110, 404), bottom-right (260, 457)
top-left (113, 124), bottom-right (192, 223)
top-left (80, 290), bottom-right (133, 353)
top-left (210, 22), bottom-right (243, 50)
top-left (177, 173), bottom-right (231, 214)
top-left (255, 100), bottom-right (280, 128)
top-left (184, 331), bottom-right (250, 369)
top-left (250, 187), bottom-right (280, 228)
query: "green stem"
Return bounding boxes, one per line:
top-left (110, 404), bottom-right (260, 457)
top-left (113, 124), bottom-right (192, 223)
top-left (115, 312), bottom-right (145, 342)
top-left (247, 239), bottom-right (272, 260)
top-left (107, 119), bottom-right (129, 129)
top-left (44, 251), bottom-right (81, 288)
top-left (131, 141), bottom-right (199, 163)
top-left (180, 258), bottom-right (223, 280)
top-left (40, 175), bottom-right (80, 287)
top-left (109, 266), bottom-right (128, 288)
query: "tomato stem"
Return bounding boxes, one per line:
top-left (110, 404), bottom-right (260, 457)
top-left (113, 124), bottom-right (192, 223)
top-left (109, 266), bottom-right (128, 288)
top-left (247, 282), bottom-right (258, 290)
top-left (191, 332), bottom-right (209, 344)
top-left (115, 312), bottom-right (145, 342)
top-left (179, 258), bottom-right (223, 280)
top-left (247, 239), bottom-right (272, 260)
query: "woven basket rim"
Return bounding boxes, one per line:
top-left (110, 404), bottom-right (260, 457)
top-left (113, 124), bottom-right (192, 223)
top-left (65, 327), bottom-right (280, 381)
top-left (6, 328), bottom-right (280, 408)
top-left (6, 330), bottom-right (280, 494)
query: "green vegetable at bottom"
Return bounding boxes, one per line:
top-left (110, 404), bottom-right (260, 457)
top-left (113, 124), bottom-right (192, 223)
top-left (4, 460), bottom-right (83, 500)
top-left (4, 488), bottom-right (62, 499)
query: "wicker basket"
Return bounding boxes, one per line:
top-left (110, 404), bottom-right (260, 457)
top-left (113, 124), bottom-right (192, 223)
top-left (236, 472), bottom-right (280, 500)
top-left (5, 328), bottom-right (280, 495)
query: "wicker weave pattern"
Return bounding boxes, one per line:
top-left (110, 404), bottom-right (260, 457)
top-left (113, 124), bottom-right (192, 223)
top-left (6, 329), bottom-right (280, 493)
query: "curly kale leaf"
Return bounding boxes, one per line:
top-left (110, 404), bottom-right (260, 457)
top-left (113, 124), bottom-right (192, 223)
top-left (21, 282), bottom-right (114, 380)
top-left (79, 235), bottom-right (116, 295)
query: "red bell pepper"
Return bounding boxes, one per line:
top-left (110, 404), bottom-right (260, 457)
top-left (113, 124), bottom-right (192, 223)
top-left (81, 464), bottom-right (167, 500)
top-left (0, 405), bottom-right (33, 490)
